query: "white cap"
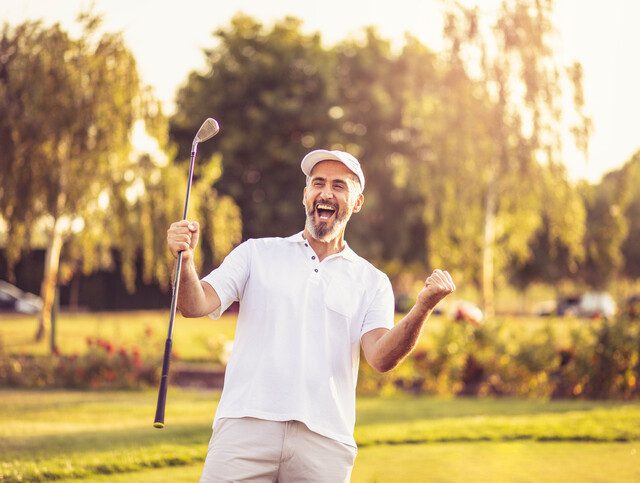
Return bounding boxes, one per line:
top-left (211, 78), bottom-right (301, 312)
top-left (301, 149), bottom-right (365, 191)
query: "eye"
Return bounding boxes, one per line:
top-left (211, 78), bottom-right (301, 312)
top-left (313, 180), bottom-right (323, 187)
top-left (333, 182), bottom-right (346, 191)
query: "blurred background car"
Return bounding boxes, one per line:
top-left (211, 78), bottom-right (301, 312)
top-left (555, 292), bottom-right (616, 318)
top-left (533, 300), bottom-right (557, 317)
top-left (579, 292), bottom-right (617, 318)
top-left (0, 280), bottom-right (43, 314)
top-left (556, 295), bottom-right (582, 316)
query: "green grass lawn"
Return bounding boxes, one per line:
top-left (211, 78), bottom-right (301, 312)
top-left (61, 443), bottom-right (640, 482)
top-left (0, 311), bottom-right (238, 362)
top-left (0, 310), bottom-right (587, 362)
top-left (1, 388), bottom-right (640, 482)
top-left (2, 311), bottom-right (637, 481)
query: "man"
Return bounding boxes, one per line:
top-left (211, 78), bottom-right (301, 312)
top-left (166, 149), bottom-right (456, 482)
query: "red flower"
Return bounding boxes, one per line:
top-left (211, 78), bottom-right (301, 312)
top-left (97, 339), bottom-right (114, 353)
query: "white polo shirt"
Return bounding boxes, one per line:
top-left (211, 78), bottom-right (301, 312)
top-left (201, 232), bottom-right (395, 447)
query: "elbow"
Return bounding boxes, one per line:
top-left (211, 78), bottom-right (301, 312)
top-left (370, 358), bottom-right (398, 373)
top-left (177, 305), bottom-right (201, 318)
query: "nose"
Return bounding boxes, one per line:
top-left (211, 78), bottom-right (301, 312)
top-left (320, 184), bottom-right (335, 199)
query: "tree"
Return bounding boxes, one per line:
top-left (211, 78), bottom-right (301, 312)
top-left (171, 15), bottom-right (336, 240)
top-left (580, 162), bottom-right (633, 289)
top-left (0, 15), bottom-right (139, 340)
top-left (330, 31), bottom-right (434, 268)
top-left (434, 0), bottom-right (590, 316)
top-left (0, 14), bottom-right (241, 342)
top-left (510, 163), bottom-right (585, 290)
top-left (620, 151), bottom-right (640, 281)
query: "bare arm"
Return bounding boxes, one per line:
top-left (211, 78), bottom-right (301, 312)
top-left (167, 220), bottom-right (221, 318)
top-left (361, 269), bottom-right (455, 372)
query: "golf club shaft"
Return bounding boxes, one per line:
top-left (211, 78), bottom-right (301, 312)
top-left (153, 141), bottom-right (198, 429)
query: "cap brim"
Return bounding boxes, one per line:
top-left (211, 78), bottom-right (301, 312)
top-left (301, 149), bottom-right (365, 190)
top-left (300, 150), bottom-right (341, 177)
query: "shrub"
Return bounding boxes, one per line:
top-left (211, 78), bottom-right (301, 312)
top-left (357, 315), bottom-right (640, 399)
top-left (0, 338), bottom-right (159, 389)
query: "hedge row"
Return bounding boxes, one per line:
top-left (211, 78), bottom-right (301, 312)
top-left (358, 316), bottom-right (640, 399)
top-left (2, 317), bottom-right (639, 399)
top-left (0, 338), bottom-right (158, 389)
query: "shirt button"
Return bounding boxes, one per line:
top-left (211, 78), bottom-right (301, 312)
top-left (305, 243), bottom-right (308, 247)
top-left (314, 269), bottom-right (318, 273)
top-left (311, 256), bottom-right (316, 260)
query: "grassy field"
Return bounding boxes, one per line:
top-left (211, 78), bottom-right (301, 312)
top-left (1, 388), bottom-right (640, 482)
top-left (63, 442), bottom-right (640, 482)
top-left (0, 311), bottom-right (239, 362)
top-left (2, 310), bottom-right (638, 481)
top-left (0, 310), bottom-right (589, 362)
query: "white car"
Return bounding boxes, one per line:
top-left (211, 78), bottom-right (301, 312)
top-left (556, 292), bottom-right (617, 318)
top-left (0, 280), bottom-right (43, 314)
top-left (578, 292), bottom-right (616, 318)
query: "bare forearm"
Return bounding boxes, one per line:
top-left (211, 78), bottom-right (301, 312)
top-left (173, 257), bottom-right (209, 317)
top-left (366, 269), bottom-right (456, 372)
top-left (371, 303), bottom-right (432, 372)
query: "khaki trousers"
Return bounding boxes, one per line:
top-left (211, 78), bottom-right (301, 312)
top-left (200, 417), bottom-right (357, 482)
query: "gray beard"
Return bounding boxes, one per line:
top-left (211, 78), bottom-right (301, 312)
top-left (305, 207), bottom-right (350, 242)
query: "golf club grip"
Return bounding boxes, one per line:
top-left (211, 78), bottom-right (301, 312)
top-left (153, 338), bottom-right (172, 428)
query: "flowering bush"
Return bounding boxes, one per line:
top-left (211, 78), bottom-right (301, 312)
top-left (357, 315), bottom-right (640, 400)
top-left (0, 338), bottom-right (159, 389)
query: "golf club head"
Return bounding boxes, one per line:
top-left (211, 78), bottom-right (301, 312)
top-left (194, 118), bottom-right (220, 143)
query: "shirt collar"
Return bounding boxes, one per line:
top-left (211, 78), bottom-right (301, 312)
top-left (284, 231), bottom-right (306, 243)
top-left (285, 231), bottom-right (358, 262)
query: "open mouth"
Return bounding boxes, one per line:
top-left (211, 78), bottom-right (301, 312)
top-left (315, 202), bottom-right (337, 221)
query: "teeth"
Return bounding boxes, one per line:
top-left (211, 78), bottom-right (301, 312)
top-left (317, 204), bottom-right (335, 211)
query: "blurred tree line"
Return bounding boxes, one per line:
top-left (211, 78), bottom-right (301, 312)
top-left (0, 13), bottom-right (241, 340)
top-left (1, 0), bottom-right (639, 336)
top-left (170, 1), bottom-right (636, 313)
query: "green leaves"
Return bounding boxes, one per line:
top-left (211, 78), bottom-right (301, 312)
top-left (0, 14), bottom-right (242, 339)
top-left (172, 14), bottom-right (335, 239)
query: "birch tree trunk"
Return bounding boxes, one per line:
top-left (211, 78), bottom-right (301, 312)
top-left (35, 214), bottom-right (65, 342)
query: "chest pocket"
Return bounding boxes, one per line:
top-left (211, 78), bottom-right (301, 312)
top-left (325, 276), bottom-right (363, 319)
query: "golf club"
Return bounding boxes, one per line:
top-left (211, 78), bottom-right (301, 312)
top-left (154, 117), bottom-right (220, 429)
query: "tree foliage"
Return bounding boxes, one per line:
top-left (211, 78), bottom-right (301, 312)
top-left (580, 163), bottom-right (633, 289)
top-left (0, 14), bottom-right (241, 340)
top-left (0, 15), bottom-right (142, 339)
top-left (4, 2), bottom-right (637, 323)
top-left (620, 151), bottom-right (640, 280)
top-left (171, 15), bottom-right (335, 239)
top-left (330, 30), bottom-right (434, 267)
top-left (432, 0), bottom-right (589, 314)
top-left (168, 5), bottom-right (633, 307)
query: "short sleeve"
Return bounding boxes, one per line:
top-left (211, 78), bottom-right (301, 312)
top-left (201, 240), bottom-right (251, 319)
top-left (360, 274), bottom-right (395, 338)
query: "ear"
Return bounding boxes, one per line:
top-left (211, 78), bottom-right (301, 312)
top-left (302, 186), bottom-right (307, 206)
top-left (352, 193), bottom-right (364, 213)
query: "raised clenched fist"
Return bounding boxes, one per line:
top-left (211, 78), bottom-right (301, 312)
top-left (416, 269), bottom-right (456, 311)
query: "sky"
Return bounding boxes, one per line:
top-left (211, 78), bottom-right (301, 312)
top-left (2, 0), bottom-right (639, 183)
